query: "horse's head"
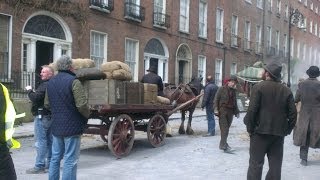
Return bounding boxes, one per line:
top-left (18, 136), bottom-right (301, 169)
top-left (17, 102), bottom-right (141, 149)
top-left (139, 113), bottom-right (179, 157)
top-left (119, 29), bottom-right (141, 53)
top-left (188, 76), bottom-right (204, 96)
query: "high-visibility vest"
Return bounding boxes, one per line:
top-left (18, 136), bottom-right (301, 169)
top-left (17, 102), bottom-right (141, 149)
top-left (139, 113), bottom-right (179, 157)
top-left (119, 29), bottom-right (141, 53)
top-left (1, 83), bottom-right (20, 149)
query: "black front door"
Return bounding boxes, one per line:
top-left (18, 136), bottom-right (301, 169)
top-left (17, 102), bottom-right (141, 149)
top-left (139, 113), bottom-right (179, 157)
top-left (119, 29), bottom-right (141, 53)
top-left (35, 41), bottom-right (53, 86)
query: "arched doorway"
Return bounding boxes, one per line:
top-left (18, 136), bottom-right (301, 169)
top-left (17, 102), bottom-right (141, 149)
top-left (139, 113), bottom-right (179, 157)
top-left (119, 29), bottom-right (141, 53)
top-left (22, 11), bottom-right (72, 86)
top-left (143, 38), bottom-right (169, 82)
top-left (176, 44), bottom-right (192, 84)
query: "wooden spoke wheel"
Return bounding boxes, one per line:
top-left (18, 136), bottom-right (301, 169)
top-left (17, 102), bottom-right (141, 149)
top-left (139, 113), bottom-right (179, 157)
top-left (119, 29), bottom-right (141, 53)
top-left (147, 114), bottom-right (167, 148)
top-left (107, 114), bottom-right (135, 158)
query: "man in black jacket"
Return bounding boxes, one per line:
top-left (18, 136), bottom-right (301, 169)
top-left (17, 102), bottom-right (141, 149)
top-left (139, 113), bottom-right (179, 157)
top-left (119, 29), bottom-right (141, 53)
top-left (201, 75), bottom-right (218, 136)
top-left (141, 66), bottom-right (164, 96)
top-left (26, 65), bottom-right (54, 174)
top-left (244, 60), bottom-right (297, 180)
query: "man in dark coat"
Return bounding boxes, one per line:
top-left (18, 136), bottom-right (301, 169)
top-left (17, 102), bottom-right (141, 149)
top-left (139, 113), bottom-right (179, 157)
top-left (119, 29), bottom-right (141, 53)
top-left (214, 75), bottom-right (239, 152)
top-left (293, 66), bottom-right (320, 166)
top-left (141, 66), bottom-right (164, 96)
top-left (201, 75), bottom-right (218, 136)
top-left (244, 60), bottom-right (297, 180)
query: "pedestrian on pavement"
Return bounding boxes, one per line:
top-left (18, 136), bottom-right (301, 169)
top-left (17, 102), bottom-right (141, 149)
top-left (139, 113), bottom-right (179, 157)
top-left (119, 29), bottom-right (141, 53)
top-left (45, 55), bottom-right (90, 180)
top-left (26, 65), bottom-right (54, 174)
top-left (141, 66), bottom-right (164, 96)
top-left (213, 75), bottom-right (240, 153)
top-left (293, 66), bottom-right (320, 166)
top-left (244, 60), bottom-right (297, 180)
top-left (0, 83), bottom-right (20, 180)
top-left (201, 75), bottom-right (218, 137)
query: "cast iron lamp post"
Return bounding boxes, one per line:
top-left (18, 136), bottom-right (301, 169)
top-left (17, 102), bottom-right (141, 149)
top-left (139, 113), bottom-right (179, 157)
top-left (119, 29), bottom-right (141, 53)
top-left (288, 8), bottom-right (304, 88)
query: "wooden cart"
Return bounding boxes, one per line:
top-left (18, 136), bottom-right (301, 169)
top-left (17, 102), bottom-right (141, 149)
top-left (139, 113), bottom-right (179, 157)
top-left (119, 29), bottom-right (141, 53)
top-left (84, 95), bottom-right (202, 158)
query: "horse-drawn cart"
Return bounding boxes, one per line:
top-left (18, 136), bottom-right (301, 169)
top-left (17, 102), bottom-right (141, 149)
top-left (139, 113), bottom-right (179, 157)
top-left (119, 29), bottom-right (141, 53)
top-left (84, 84), bottom-right (202, 158)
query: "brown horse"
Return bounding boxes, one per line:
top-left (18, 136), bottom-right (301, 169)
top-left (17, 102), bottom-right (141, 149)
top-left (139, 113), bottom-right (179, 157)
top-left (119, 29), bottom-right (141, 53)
top-left (164, 77), bottom-right (203, 135)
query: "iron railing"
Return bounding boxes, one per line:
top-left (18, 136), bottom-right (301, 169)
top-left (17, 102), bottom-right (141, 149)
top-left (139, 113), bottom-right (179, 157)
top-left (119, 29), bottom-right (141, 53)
top-left (89, 0), bottom-right (114, 12)
top-left (0, 72), bottom-right (37, 99)
top-left (124, 2), bottom-right (145, 21)
top-left (153, 12), bottom-right (170, 28)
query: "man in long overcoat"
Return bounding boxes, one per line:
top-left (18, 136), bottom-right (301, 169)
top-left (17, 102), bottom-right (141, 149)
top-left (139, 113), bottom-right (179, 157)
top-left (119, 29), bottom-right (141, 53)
top-left (244, 60), bottom-right (297, 180)
top-left (141, 66), bottom-right (164, 96)
top-left (293, 66), bottom-right (320, 166)
top-left (214, 75), bottom-right (239, 152)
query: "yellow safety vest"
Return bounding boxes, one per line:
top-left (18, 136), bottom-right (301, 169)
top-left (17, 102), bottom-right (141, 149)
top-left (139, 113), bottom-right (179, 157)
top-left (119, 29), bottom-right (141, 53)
top-left (1, 83), bottom-right (20, 149)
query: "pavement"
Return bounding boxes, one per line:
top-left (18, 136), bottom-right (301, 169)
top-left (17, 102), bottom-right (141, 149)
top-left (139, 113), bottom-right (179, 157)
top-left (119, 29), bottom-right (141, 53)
top-left (13, 108), bottom-right (206, 139)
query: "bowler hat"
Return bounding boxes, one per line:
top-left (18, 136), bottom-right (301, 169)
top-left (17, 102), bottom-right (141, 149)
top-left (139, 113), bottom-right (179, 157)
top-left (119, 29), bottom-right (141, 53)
top-left (306, 66), bottom-right (320, 78)
top-left (147, 66), bottom-right (157, 73)
top-left (263, 60), bottom-right (282, 80)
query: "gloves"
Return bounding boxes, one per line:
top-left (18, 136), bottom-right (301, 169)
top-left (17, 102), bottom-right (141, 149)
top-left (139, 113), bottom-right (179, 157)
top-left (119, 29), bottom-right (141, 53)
top-left (25, 85), bottom-right (32, 91)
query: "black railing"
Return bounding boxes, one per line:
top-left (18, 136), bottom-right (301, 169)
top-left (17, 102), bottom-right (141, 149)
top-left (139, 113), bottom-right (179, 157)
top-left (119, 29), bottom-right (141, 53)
top-left (124, 2), bottom-right (145, 21)
top-left (153, 12), bottom-right (170, 28)
top-left (89, 0), bottom-right (114, 12)
top-left (0, 72), bottom-right (37, 99)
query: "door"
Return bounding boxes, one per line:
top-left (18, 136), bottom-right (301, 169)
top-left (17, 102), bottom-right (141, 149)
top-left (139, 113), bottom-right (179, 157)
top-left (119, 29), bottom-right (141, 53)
top-left (36, 41), bottom-right (54, 86)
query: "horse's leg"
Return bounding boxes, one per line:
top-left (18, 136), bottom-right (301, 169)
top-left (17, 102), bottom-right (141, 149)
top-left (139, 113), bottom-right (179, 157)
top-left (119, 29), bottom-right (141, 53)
top-left (186, 109), bottom-right (195, 135)
top-left (178, 111), bottom-right (186, 134)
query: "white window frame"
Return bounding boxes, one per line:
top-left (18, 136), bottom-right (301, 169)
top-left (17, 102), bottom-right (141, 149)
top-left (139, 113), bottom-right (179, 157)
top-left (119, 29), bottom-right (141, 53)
top-left (154, 0), bottom-right (167, 26)
top-left (256, 25), bottom-right (262, 53)
top-left (198, 0), bottom-right (207, 38)
top-left (125, 38), bottom-right (139, 81)
top-left (179, 0), bottom-right (190, 33)
top-left (276, 0), bottom-right (281, 14)
top-left (231, 15), bottom-right (239, 47)
top-left (215, 59), bottom-right (223, 86)
top-left (290, 37), bottom-right (294, 57)
top-left (230, 62), bottom-right (237, 75)
top-left (275, 30), bottom-right (280, 54)
top-left (268, 0), bottom-right (273, 11)
top-left (0, 14), bottom-right (12, 76)
top-left (285, 5), bottom-right (289, 18)
top-left (266, 26), bottom-right (272, 49)
top-left (304, 0), bottom-right (308, 7)
top-left (244, 20), bottom-right (251, 50)
top-left (90, 30), bottom-right (107, 69)
top-left (216, 8), bottom-right (224, 43)
top-left (257, 0), bottom-right (263, 9)
top-left (310, 20), bottom-right (313, 33)
top-left (198, 55), bottom-right (206, 84)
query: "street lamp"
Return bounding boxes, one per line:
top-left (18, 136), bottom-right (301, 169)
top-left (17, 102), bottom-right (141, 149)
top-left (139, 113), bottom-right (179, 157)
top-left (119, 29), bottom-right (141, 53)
top-left (287, 7), bottom-right (304, 88)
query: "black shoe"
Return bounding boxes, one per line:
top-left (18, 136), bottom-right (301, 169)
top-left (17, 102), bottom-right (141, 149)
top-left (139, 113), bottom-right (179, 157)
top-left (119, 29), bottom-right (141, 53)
top-left (203, 133), bottom-right (214, 137)
top-left (300, 159), bottom-right (307, 166)
top-left (223, 146), bottom-right (235, 154)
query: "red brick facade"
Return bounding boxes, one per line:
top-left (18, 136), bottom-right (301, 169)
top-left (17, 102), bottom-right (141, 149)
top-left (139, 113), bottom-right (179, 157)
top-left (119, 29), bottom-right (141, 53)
top-left (1, 0), bottom-right (319, 87)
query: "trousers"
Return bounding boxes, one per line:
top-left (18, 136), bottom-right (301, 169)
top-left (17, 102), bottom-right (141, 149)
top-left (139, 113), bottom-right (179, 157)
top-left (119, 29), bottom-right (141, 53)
top-left (247, 133), bottom-right (284, 180)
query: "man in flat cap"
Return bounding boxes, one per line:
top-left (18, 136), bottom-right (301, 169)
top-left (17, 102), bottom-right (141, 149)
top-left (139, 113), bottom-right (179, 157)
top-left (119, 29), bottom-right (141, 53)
top-left (214, 75), bottom-right (240, 153)
top-left (244, 60), bottom-right (297, 180)
top-left (293, 66), bottom-right (320, 166)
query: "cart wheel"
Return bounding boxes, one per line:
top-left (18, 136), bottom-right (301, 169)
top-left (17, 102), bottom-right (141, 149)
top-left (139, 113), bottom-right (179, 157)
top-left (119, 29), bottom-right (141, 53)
top-left (147, 114), bottom-right (167, 147)
top-left (108, 114), bottom-right (135, 158)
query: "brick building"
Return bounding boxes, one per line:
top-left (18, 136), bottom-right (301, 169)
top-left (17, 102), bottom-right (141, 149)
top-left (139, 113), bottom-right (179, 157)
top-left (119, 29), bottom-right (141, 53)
top-left (0, 0), bottom-right (319, 96)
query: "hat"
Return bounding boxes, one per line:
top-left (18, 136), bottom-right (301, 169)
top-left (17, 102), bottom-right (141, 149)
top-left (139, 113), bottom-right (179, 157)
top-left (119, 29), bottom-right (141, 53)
top-left (306, 66), bottom-right (320, 78)
top-left (147, 66), bottom-right (157, 73)
top-left (228, 75), bottom-right (238, 83)
top-left (263, 60), bottom-right (282, 80)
